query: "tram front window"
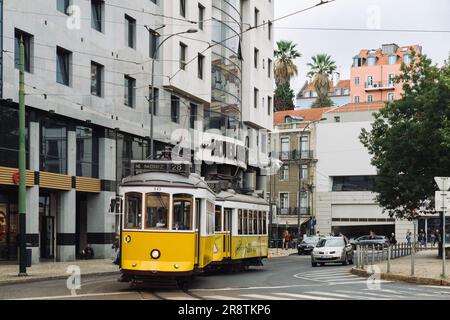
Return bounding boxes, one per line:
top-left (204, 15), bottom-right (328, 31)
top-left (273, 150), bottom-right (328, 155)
top-left (145, 193), bottom-right (169, 229)
top-left (173, 194), bottom-right (193, 231)
top-left (125, 192), bottom-right (142, 229)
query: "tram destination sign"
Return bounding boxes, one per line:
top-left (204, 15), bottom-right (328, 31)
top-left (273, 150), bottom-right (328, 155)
top-left (131, 160), bottom-right (190, 177)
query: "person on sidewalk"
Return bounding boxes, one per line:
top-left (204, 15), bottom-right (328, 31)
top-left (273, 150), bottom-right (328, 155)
top-left (389, 233), bottom-right (397, 246)
top-left (406, 231), bottom-right (412, 246)
top-left (81, 244), bottom-right (94, 260)
top-left (430, 232), bottom-right (436, 247)
top-left (112, 236), bottom-right (120, 265)
top-left (418, 230), bottom-right (426, 248)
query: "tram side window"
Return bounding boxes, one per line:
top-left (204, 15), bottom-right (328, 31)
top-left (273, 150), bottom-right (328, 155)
top-left (238, 209), bottom-right (242, 235)
top-left (263, 212), bottom-right (267, 234)
top-left (125, 192), bottom-right (142, 229)
top-left (173, 194), bottom-right (193, 230)
top-left (224, 208), bottom-right (231, 232)
top-left (145, 193), bottom-right (169, 229)
top-left (248, 210), bottom-right (253, 235)
top-left (254, 211), bottom-right (258, 234)
top-left (243, 210), bottom-right (248, 235)
top-left (257, 211), bottom-right (262, 235)
top-left (206, 200), bottom-right (215, 234)
top-left (215, 205), bottom-right (222, 232)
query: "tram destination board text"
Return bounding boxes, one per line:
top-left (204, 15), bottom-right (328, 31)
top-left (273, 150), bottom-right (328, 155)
top-left (132, 161), bottom-right (190, 176)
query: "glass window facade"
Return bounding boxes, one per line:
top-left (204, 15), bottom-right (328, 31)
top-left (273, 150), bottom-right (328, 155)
top-left (116, 133), bottom-right (149, 180)
top-left (332, 176), bottom-right (375, 191)
top-left (0, 105), bottom-right (29, 169)
top-left (40, 118), bottom-right (67, 174)
top-left (14, 29), bottom-right (32, 72)
top-left (76, 126), bottom-right (99, 178)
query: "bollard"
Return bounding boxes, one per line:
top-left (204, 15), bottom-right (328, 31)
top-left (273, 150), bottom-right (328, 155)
top-left (387, 245), bottom-right (391, 273)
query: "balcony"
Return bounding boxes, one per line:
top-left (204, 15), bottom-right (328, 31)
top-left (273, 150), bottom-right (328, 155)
top-left (277, 207), bottom-right (310, 215)
top-left (279, 150), bottom-right (314, 161)
top-left (364, 81), bottom-right (395, 91)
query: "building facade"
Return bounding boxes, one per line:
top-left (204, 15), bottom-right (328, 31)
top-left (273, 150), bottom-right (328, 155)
top-left (295, 79), bottom-right (350, 110)
top-left (315, 103), bottom-right (414, 241)
top-left (0, 0), bottom-right (273, 263)
top-left (267, 108), bottom-right (332, 240)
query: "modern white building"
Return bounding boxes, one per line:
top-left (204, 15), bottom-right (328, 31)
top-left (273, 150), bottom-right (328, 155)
top-left (315, 103), bottom-right (414, 241)
top-left (0, 0), bottom-right (274, 263)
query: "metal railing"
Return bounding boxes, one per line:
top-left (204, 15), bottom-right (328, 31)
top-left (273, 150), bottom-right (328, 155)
top-left (277, 207), bottom-right (310, 215)
top-left (279, 150), bottom-right (315, 161)
top-left (364, 81), bottom-right (395, 90)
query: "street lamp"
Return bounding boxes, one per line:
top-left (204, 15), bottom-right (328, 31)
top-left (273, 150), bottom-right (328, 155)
top-left (297, 117), bottom-right (326, 238)
top-left (145, 27), bottom-right (198, 159)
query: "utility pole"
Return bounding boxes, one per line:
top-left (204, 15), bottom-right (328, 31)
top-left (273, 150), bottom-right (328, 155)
top-left (18, 37), bottom-right (27, 276)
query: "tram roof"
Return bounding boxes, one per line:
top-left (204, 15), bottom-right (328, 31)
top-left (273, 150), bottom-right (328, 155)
top-left (216, 190), bottom-right (268, 206)
top-left (121, 172), bottom-right (214, 193)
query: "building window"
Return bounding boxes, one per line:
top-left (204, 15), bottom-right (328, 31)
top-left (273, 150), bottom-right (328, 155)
top-left (280, 193), bottom-right (289, 211)
top-left (56, 46), bottom-right (71, 86)
top-left (40, 118), bottom-right (67, 174)
top-left (198, 4), bottom-right (205, 30)
top-left (180, 0), bottom-right (186, 17)
top-left (91, 0), bottom-right (103, 32)
top-left (190, 103), bottom-right (197, 129)
top-left (403, 53), bottom-right (411, 64)
top-left (388, 73), bottom-right (395, 85)
top-left (267, 96), bottom-right (272, 115)
top-left (149, 87), bottom-right (159, 115)
top-left (125, 15), bottom-right (136, 49)
top-left (254, 88), bottom-right (259, 108)
top-left (279, 165), bottom-right (288, 181)
top-left (299, 135), bottom-right (309, 155)
top-left (14, 29), bottom-right (33, 73)
top-left (76, 126), bottom-right (99, 178)
top-left (254, 7), bottom-right (259, 26)
top-left (367, 95), bottom-right (373, 102)
top-left (124, 75), bottom-right (135, 107)
top-left (332, 176), bottom-right (374, 191)
top-left (180, 42), bottom-right (187, 70)
top-left (355, 96), bottom-right (360, 103)
top-left (280, 137), bottom-right (289, 159)
top-left (57, 0), bottom-right (70, 14)
top-left (268, 58), bottom-right (272, 78)
top-left (268, 20), bottom-right (272, 40)
top-left (0, 106), bottom-right (29, 169)
top-left (354, 76), bottom-right (360, 85)
top-left (343, 88), bottom-right (350, 95)
top-left (171, 95), bottom-right (180, 123)
top-left (299, 164), bottom-right (308, 180)
top-left (388, 55), bottom-right (397, 65)
top-left (388, 93), bottom-right (395, 101)
top-left (91, 61), bottom-right (103, 97)
top-left (149, 29), bottom-right (159, 58)
top-left (198, 53), bottom-right (204, 79)
top-left (254, 48), bottom-right (259, 68)
top-left (367, 56), bottom-right (376, 66)
top-left (299, 191), bottom-right (308, 213)
top-left (367, 76), bottom-right (373, 86)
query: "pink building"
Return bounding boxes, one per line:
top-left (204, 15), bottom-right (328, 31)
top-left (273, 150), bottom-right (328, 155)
top-left (350, 43), bottom-right (422, 104)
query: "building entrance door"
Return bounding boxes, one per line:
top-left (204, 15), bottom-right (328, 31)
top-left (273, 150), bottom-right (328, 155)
top-left (39, 195), bottom-right (55, 259)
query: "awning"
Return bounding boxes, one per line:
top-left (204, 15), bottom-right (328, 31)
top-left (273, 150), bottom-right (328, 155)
top-left (300, 217), bottom-right (311, 226)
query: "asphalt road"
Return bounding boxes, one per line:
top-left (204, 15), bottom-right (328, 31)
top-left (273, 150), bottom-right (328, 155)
top-left (2, 255), bottom-right (450, 300)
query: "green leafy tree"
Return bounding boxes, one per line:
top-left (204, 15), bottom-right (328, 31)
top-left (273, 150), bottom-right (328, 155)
top-left (274, 83), bottom-right (295, 111)
top-left (311, 97), bottom-right (334, 109)
top-left (306, 54), bottom-right (337, 108)
top-left (274, 40), bottom-right (301, 86)
top-left (359, 51), bottom-right (450, 220)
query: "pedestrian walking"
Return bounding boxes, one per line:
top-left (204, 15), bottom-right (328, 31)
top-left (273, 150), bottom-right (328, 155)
top-left (430, 232), bottom-right (436, 247)
top-left (406, 231), bottom-right (412, 246)
top-left (112, 236), bottom-right (120, 265)
top-left (418, 230), bottom-right (426, 248)
top-left (389, 233), bottom-right (397, 246)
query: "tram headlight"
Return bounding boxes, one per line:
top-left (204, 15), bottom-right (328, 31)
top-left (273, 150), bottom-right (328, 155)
top-left (150, 249), bottom-right (160, 259)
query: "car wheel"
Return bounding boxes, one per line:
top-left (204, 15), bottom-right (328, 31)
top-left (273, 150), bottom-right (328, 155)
top-left (311, 262), bottom-right (317, 267)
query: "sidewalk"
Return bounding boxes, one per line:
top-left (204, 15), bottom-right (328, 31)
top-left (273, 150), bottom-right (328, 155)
top-left (268, 248), bottom-right (297, 258)
top-left (0, 259), bottom-right (119, 286)
top-left (351, 249), bottom-right (450, 286)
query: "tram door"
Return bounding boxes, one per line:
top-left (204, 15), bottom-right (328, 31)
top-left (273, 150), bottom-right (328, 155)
top-left (224, 208), bottom-right (232, 258)
top-left (194, 199), bottom-right (201, 266)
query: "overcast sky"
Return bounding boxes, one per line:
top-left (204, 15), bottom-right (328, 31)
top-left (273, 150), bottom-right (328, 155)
top-left (274, 0), bottom-right (450, 93)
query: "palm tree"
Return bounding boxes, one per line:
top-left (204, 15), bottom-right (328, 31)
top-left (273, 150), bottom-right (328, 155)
top-left (274, 40), bottom-right (301, 86)
top-left (306, 54), bottom-right (337, 107)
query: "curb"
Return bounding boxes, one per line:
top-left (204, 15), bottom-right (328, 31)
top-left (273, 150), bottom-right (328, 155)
top-left (0, 271), bottom-right (120, 287)
top-left (351, 267), bottom-right (450, 286)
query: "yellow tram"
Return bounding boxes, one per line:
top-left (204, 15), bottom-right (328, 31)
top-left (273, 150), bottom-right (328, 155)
top-left (115, 161), bottom-right (269, 286)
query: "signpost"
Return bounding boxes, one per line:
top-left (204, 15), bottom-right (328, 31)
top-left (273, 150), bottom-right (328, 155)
top-left (434, 177), bottom-right (449, 278)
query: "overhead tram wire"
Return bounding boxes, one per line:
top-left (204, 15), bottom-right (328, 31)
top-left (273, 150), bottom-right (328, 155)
top-left (168, 0), bottom-right (337, 83)
top-left (274, 26), bottom-right (450, 33)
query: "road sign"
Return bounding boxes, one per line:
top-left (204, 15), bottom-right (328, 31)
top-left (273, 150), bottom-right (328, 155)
top-left (435, 191), bottom-right (450, 211)
top-left (434, 177), bottom-right (450, 191)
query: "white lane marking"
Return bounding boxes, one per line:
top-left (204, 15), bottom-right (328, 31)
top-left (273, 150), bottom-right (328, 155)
top-left (154, 291), bottom-right (198, 300)
top-left (274, 292), bottom-right (340, 300)
top-left (240, 294), bottom-right (294, 300)
top-left (420, 285), bottom-right (450, 290)
top-left (203, 295), bottom-right (245, 300)
top-left (300, 269), bottom-right (352, 275)
top-left (335, 290), bottom-right (390, 300)
top-left (11, 291), bottom-right (133, 300)
top-left (306, 291), bottom-right (372, 300)
top-left (190, 283), bottom-right (324, 292)
top-left (328, 280), bottom-right (392, 285)
top-left (312, 275), bottom-right (359, 280)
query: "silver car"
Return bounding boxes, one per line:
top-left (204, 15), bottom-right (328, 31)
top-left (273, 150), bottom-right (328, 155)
top-left (311, 237), bottom-right (354, 267)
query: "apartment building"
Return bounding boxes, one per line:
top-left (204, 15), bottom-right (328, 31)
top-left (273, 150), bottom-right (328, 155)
top-left (295, 78), bottom-right (350, 110)
top-left (267, 108), bottom-right (332, 239)
top-left (0, 0), bottom-right (273, 263)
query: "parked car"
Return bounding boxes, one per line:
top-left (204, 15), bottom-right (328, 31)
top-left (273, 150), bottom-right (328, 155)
top-left (352, 235), bottom-right (390, 250)
top-left (311, 237), bottom-right (354, 267)
top-left (298, 236), bottom-right (320, 255)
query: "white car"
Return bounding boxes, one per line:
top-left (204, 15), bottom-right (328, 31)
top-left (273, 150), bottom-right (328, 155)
top-left (311, 237), bottom-right (354, 267)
